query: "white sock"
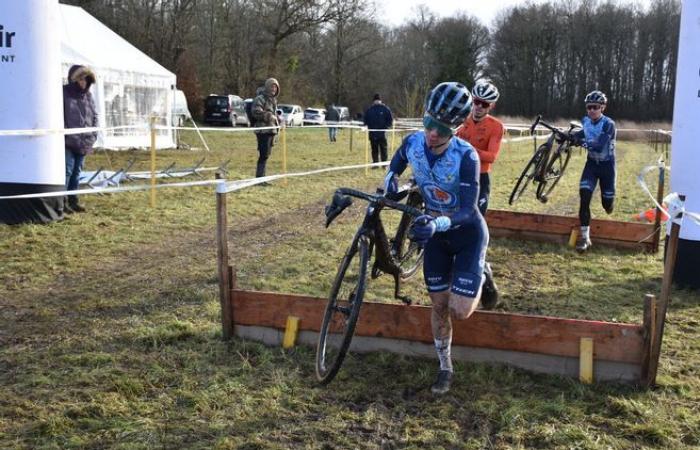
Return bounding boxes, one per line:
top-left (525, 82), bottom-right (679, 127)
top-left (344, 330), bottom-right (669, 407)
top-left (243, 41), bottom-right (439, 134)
top-left (580, 226), bottom-right (590, 240)
top-left (434, 337), bottom-right (453, 372)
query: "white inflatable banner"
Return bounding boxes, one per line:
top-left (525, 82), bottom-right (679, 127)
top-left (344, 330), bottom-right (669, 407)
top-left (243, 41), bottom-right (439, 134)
top-left (0, 0), bottom-right (64, 185)
top-left (670, 0), bottom-right (700, 240)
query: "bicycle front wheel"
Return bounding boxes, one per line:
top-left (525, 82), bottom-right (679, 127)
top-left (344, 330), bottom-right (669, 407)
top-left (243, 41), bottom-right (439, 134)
top-left (509, 145), bottom-right (548, 205)
top-left (536, 141), bottom-right (572, 202)
top-left (315, 234), bottom-right (369, 384)
top-left (392, 191), bottom-right (425, 279)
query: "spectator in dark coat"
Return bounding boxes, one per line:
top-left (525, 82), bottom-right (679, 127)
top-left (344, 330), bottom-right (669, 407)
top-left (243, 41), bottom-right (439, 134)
top-left (325, 104), bottom-right (340, 142)
top-left (63, 65), bottom-right (98, 213)
top-left (251, 78), bottom-right (280, 178)
top-left (363, 93), bottom-right (393, 163)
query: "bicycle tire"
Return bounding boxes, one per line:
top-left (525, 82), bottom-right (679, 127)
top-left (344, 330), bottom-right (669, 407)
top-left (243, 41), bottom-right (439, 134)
top-left (315, 234), bottom-right (369, 384)
top-left (391, 191), bottom-right (425, 279)
top-left (508, 145), bottom-right (548, 205)
top-left (536, 141), bottom-right (572, 202)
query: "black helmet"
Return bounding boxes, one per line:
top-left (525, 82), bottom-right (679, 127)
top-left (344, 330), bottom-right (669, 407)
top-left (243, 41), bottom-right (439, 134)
top-left (424, 82), bottom-right (473, 127)
top-left (584, 90), bottom-right (607, 105)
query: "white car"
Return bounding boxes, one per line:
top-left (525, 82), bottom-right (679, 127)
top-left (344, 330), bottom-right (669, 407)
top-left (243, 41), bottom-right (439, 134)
top-left (278, 104), bottom-right (304, 127)
top-left (303, 108), bottom-right (326, 125)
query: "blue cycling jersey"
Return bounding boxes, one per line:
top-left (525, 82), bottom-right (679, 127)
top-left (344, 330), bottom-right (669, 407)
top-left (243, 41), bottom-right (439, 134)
top-left (386, 131), bottom-right (481, 228)
top-left (574, 115), bottom-right (616, 162)
top-left (385, 131), bottom-right (488, 297)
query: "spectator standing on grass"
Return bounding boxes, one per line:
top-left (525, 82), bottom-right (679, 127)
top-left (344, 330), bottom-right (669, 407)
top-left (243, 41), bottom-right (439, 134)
top-left (325, 104), bottom-right (340, 142)
top-left (383, 82), bottom-right (497, 395)
top-left (363, 93), bottom-right (393, 164)
top-left (63, 65), bottom-right (98, 214)
top-left (252, 78), bottom-right (280, 179)
top-left (455, 81), bottom-right (504, 216)
top-left (571, 90), bottom-right (617, 253)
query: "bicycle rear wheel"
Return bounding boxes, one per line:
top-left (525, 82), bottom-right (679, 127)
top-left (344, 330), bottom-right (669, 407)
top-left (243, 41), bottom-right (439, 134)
top-left (315, 234), bottom-right (369, 384)
top-left (536, 141), bottom-right (572, 202)
top-left (392, 191), bottom-right (425, 279)
top-left (508, 145), bottom-right (548, 205)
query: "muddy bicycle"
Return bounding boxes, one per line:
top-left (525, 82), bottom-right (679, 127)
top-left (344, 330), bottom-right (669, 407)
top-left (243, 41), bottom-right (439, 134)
top-left (508, 115), bottom-right (582, 205)
top-left (316, 185), bottom-right (425, 384)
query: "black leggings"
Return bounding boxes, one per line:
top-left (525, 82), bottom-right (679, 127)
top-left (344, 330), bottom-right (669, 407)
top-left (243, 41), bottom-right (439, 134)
top-left (255, 133), bottom-right (275, 177)
top-left (579, 189), bottom-right (614, 226)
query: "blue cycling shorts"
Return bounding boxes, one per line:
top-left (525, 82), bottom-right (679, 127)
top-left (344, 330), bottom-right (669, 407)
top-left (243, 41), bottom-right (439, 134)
top-left (423, 223), bottom-right (488, 298)
top-left (579, 159), bottom-right (616, 199)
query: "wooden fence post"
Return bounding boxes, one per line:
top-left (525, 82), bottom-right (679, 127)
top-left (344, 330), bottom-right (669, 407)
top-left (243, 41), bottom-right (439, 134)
top-left (646, 195), bottom-right (684, 385)
top-left (216, 173), bottom-right (233, 339)
top-left (641, 293), bottom-right (657, 386)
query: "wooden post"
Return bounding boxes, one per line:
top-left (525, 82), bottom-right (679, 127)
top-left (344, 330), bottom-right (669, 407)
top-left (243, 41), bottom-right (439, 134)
top-left (641, 293), bottom-right (657, 386)
top-left (652, 163), bottom-right (665, 253)
top-left (216, 173), bottom-right (233, 339)
top-left (646, 195), bottom-right (684, 386)
top-left (149, 115), bottom-right (157, 208)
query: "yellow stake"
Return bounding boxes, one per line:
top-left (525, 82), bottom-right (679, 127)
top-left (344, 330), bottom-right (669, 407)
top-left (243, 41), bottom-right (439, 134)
top-left (365, 128), bottom-right (370, 175)
top-left (390, 123), bottom-right (396, 152)
top-left (282, 126), bottom-right (287, 186)
top-left (149, 115), bottom-right (157, 208)
top-left (579, 337), bottom-right (594, 384)
top-left (282, 316), bottom-right (300, 349)
top-left (568, 228), bottom-right (579, 248)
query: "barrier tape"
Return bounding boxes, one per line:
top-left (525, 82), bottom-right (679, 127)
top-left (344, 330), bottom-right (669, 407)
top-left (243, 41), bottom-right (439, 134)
top-left (216, 161), bottom-right (389, 194)
top-left (0, 125), bottom-right (145, 137)
top-left (1, 122), bottom-right (671, 139)
top-left (637, 159), bottom-right (700, 226)
top-left (0, 161), bottom-right (390, 200)
top-left (0, 178), bottom-right (223, 200)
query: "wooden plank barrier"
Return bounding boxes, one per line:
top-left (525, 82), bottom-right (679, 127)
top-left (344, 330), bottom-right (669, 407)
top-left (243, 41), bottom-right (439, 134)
top-left (229, 287), bottom-right (655, 384)
top-left (486, 209), bottom-right (656, 252)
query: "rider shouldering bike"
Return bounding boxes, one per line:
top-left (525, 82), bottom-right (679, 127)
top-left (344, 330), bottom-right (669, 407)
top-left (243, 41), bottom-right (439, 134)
top-left (570, 90), bottom-right (617, 253)
top-left (383, 82), bottom-right (498, 395)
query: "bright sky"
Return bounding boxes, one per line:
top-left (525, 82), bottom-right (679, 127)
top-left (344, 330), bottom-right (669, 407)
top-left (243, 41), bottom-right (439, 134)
top-left (378, 0), bottom-right (651, 27)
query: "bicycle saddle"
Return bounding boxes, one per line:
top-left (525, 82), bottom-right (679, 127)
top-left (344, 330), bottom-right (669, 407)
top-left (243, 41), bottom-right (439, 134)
top-left (324, 193), bottom-right (353, 228)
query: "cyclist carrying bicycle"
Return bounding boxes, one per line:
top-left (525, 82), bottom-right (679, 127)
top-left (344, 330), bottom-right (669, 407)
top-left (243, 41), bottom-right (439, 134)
top-left (571, 90), bottom-right (617, 252)
top-left (383, 82), bottom-right (490, 395)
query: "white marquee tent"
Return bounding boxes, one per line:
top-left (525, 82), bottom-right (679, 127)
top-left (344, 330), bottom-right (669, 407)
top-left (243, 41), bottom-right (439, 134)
top-left (59, 4), bottom-right (176, 149)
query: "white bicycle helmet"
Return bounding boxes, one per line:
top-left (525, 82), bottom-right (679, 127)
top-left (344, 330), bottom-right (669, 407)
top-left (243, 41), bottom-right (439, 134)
top-left (424, 82), bottom-right (473, 127)
top-left (584, 90), bottom-right (607, 105)
top-left (472, 80), bottom-right (500, 103)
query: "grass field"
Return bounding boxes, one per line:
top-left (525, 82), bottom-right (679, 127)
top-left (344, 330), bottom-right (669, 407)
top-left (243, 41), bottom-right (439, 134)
top-left (1, 122), bottom-right (698, 449)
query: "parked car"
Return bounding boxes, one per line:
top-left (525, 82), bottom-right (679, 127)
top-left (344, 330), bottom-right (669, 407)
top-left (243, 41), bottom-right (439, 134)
top-left (278, 104), bottom-right (304, 127)
top-left (172, 89), bottom-right (192, 127)
top-left (303, 107), bottom-right (326, 125)
top-left (335, 106), bottom-right (351, 122)
top-left (204, 94), bottom-right (249, 127)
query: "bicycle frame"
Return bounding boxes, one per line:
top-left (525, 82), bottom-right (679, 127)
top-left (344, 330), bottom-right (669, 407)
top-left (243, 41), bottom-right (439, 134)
top-left (509, 115), bottom-right (581, 205)
top-left (316, 187), bottom-right (423, 384)
top-left (326, 187), bottom-right (424, 303)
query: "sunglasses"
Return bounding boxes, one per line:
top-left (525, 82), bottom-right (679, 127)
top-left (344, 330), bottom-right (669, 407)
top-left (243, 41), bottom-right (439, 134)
top-left (473, 99), bottom-right (491, 108)
top-left (423, 116), bottom-right (453, 138)
top-left (586, 104), bottom-right (602, 111)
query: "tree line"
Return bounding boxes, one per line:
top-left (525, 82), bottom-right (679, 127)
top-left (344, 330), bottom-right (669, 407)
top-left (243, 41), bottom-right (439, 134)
top-left (61, 0), bottom-right (680, 121)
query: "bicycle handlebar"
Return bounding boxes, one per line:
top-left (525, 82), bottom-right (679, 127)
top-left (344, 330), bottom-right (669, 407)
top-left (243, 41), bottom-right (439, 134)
top-left (530, 115), bottom-right (575, 140)
top-left (335, 187), bottom-right (424, 217)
